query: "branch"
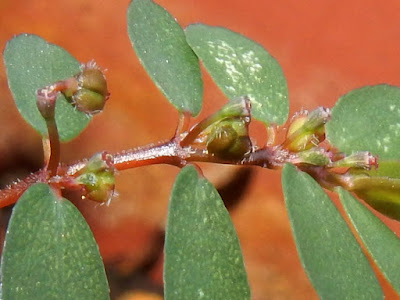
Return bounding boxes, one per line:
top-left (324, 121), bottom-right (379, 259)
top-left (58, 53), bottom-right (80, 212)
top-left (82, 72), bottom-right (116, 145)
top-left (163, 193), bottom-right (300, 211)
top-left (0, 101), bottom-right (377, 209)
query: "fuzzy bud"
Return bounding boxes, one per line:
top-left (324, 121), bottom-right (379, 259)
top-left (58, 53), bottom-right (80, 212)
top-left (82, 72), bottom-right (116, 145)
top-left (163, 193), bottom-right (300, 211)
top-left (62, 61), bottom-right (109, 115)
top-left (285, 107), bottom-right (330, 152)
top-left (75, 151), bottom-right (115, 203)
top-left (206, 119), bottom-right (252, 159)
top-left (196, 97), bottom-right (252, 159)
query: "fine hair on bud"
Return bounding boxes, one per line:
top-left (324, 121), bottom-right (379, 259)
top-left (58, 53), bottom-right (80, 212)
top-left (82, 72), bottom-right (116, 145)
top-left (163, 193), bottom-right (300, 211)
top-left (62, 60), bottom-right (110, 115)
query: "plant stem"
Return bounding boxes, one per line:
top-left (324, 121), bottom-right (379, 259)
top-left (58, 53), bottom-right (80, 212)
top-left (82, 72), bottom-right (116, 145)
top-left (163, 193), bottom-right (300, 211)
top-left (45, 118), bottom-right (61, 176)
top-left (63, 139), bottom-right (285, 177)
top-left (36, 85), bottom-right (62, 177)
top-left (0, 132), bottom-right (356, 208)
top-left (0, 140), bottom-right (288, 208)
top-left (65, 140), bottom-right (186, 176)
top-left (0, 171), bottom-right (47, 208)
top-left (0, 95), bottom-right (366, 210)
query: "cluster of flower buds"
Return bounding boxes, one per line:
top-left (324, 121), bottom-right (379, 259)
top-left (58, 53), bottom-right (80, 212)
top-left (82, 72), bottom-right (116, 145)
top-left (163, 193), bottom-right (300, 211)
top-left (281, 106), bottom-right (400, 221)
top-left (61, 60), bottom-right (109, 115)
top-left (189, 96), bottom-right (253, 160)
top-left (283, 107), bottom-right (380, 171)
top-left (75, 151), bottom-right (115, 203)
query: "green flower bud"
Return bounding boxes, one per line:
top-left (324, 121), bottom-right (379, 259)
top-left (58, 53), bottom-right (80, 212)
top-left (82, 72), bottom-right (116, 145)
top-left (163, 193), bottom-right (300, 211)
top-left (62, 60), bottom-right (109, 115)
top-left (284, 107), bottom-right (330, 152)
top-left (182, 96), bottom-right (253, 159)
top-left (77, 66), bottom-right (108, 97)
top-left (72, 89), bottom-right (107, 115)
top-left (75, 151), bottom-right (115, 203)
top-left (206, 119), bottom-right (252, 159)
top-left (206, 123), bottom-right (238, 154)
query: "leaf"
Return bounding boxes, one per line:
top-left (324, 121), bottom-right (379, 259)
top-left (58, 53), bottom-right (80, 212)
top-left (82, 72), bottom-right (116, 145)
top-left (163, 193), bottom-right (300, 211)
top-left (346, 161), bottom-right (400, 220)
top-left (164, 165), bottom-right (250, 300)
top-left (127, 0), bottom-right (202, 116)
top-left (3, 34), bottom-right (90, 142)
top-left (0, 183), bottom-right (109, 300)
top-left (326, 84), bottom-right (400, 159)
top-left (185, 24), bottom-right (288, 125)
top-left (281, 163), bottom-right (382, 299)
top-left (338, 187), bottom-right (400, 295)
top-left (345, 162), bottom-right (400, 221)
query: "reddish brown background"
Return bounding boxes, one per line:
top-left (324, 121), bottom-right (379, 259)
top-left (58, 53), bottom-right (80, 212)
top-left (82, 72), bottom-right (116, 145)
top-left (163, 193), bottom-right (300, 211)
top-left (1, 0), bottom-right (400, 299)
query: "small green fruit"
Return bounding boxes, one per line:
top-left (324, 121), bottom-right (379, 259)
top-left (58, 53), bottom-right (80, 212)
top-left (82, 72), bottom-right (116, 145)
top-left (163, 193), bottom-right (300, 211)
top-left (62, 61), bottom-right (109, 115)
top-left (72, 89), bottom-right (107, 115)
top-left (206, 120), bottom-right (252, 159)
top-left (75, 152), bottom-right (115, 203)
top-left (78, 67), bottom-right (108, 96)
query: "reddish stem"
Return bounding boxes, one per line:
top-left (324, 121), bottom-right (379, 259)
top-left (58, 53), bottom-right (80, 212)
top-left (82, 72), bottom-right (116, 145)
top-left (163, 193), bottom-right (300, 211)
top-left (0, 171), bottom-right (47, 208)
top-left (63, 139), bottom-right (284, 177)
top-left (0, 141), bottom-right (277, 209)
top-left (46, 118), bottom-right (61, 176)
top-left (0, 134), bottom-right (351, 209)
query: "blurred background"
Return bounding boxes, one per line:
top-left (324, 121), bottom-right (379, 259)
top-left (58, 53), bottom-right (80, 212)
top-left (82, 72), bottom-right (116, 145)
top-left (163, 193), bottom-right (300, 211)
top-left (1, 0), bottom-right (400, 299)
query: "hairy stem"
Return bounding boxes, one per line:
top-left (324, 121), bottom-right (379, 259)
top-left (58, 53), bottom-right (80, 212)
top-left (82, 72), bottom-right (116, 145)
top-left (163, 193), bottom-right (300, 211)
top-left (0, 171), bottom-right (47, 208)
top-left (0, 137), bottom-right (355, 209)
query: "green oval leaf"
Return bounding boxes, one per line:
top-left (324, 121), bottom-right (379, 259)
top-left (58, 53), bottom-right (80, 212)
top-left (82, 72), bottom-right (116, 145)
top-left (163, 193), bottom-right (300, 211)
top-left (164, 165), bottom-right (250, 300)
top-left (347, 161), bottom-right (400, 221)
top-left (326, 84), bottom-right (400, 159)
top-left (3, 34), bottom-right (90, 142)
top-left (185, 24), bottom-right (288, 125)
top-left (281, 163), bottom-right (382, 299)
top-left (338, 187), bottom-right (400, 295)
top-left (0, 183), bottom-right (109, 300)
top-left (127, 0), bottom-right (202, 116)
